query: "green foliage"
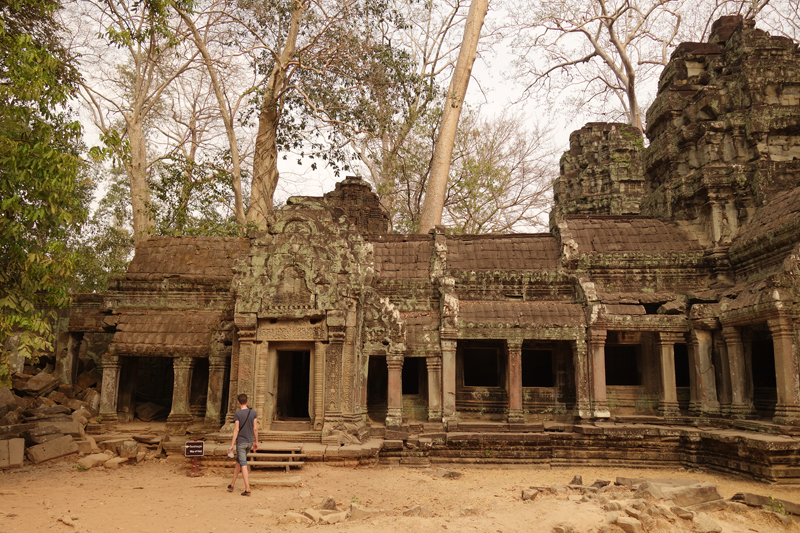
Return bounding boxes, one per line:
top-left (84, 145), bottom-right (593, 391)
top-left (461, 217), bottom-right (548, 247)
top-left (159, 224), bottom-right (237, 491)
top-left (148, 153), bottom-right (245, 237)
top-left (0, 0), bottom-right (87, 386)
top-left (69, 165), bottom-right (134, 294)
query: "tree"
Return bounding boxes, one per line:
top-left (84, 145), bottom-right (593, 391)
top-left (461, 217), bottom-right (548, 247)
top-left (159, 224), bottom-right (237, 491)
top-left (74, 0), bottom-right (198, 246)
top-left (0, 0), bottom-right (87, 386)
top-left (391, 107), bottom-right (555, 234)
top-left (418, 0), bottom-right (489, 234)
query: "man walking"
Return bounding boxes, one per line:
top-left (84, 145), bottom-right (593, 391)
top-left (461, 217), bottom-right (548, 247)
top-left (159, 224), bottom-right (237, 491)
top-left (228, 393), bottom-right (258, 496)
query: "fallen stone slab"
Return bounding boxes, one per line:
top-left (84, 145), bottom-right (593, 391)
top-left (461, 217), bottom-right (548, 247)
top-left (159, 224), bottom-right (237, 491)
top-left (77, 453), bottom-right (111, 469)
top-left (66, 399), bottom-right (88, 412)
top-left (21, 425), bottom-right (61, 445)
top-left (135, 402), bottom-right (168, 422)
top-left (0, 438), bottom-right (25, 468)
top-left (661, 483), bottom-right (723, 508)
top-left (349, 503), bottom-right (380, 520)
top-left (693, 512), bottom-right (722, 533)
top-left (0, 422), bottom-right (35, 438)
top-left (133, 434), bottom-right (162, 445)
top-left (249, 475), bottom-right (302, 487)
top-left (570, 475), bottom-right (583, 485)
top-left (35, 420), bottom-right (83, 437)
top-left (47, 391), bottom-right (70, 406)
top-left (730, 492), bottom-right (800, 516)
top-left (22, 372), bottom-right (59, 397)
top-left (283, 511), bottom-right (312, 524)
top-left (403, 505), bottom-right (432, 517)
top-left (616, 477), bottom-right (699, 489)
top-left (615, 516), bottom-right (643, 533)
top-left (522, 489), bottom-right (539, 501)
top-left (302, 508), bottom-right (323, 522)
top-left (319, 495), bottom-right (337, 510)
top-left (433, 468), bottom-right (462, 479)
top-left (104, 457), bottom-right (128, 469)
top-left (26, 435), bottom-right (78, 464)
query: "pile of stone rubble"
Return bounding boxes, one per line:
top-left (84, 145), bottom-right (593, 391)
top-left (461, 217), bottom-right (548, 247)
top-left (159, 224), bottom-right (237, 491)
top-left (0, 364), bottom-right (102, 468)
top-left (522, 475), bottom-right (797, 533)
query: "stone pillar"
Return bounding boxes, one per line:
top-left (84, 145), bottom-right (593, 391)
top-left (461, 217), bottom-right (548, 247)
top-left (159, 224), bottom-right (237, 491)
top-left (713, 330), bottom-right (732, 416)
top-left (426, 355), bottom-right (443, 422)
top-left (769, 317), bottom-right (800, 425)
top-left (167, 356), bottom-right (196, 435)
top-left (313, 341), bottom-right (326, 430)
top-left (263, 345), bottom-right (278, 430)
top-left (204, 355), bottom-right (227, 429)
top-left (386, 354), bottom-right (404, 428)
top-left (588, 329), bottom-right (610, 418)
top-left (441, 338), bottom-right (457, 424)
top-left (98, 354), bottom-right (121, 423)
top-left (324, 328), bottom-right (345, 423)
top-left (506, 339), bottom-right (524, 424)
top-left (722, 326), bottom-right (754, 418)
top-left (54, 332), bottom-right (80, 386)
top-left (656, 332), bottom-right (682, 418)
top-left (689, 329), bottom-right (719, 416)
top-left (572, 338), bottom-right (592, 419)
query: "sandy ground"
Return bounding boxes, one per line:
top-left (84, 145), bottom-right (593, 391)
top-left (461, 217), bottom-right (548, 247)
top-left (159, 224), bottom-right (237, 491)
top-left (2, 457), bottom-right (800, 533)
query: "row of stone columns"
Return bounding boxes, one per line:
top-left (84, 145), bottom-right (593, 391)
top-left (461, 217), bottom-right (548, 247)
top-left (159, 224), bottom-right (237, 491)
top-left (98, 354), bottom-right (228, 434)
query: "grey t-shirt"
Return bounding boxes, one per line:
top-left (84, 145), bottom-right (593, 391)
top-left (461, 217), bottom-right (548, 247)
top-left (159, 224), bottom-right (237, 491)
top-left (234, 408), bottom-right (257, 444)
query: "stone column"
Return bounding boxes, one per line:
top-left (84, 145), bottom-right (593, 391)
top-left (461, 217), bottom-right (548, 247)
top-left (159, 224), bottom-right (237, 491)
top-left (426, 355), bottom-right (443, 422)
top-left (441, 338), bottom-right (457, 423)
top-left (386, 354), bottom-right (404, 428)
top-left (167, 356), bottom-right (196, 435)
top-left (204, 355), bottom-right (227, 429)
top-left (98, 354), bottom-right (121, 423)
top-left (588, 329), bottom-right (610, 418)
top-left (507, 339), bottom-right (524, 424)
top-left (769, 317), bottom-right (800, 425)
top-left (656, 332), bottom-right (682, 418)
top-left (722, 326), bottom-right (754, 418)
top-left (54, 332), bottom-right (80, 386)
top-left (713, 330), bottom-right (732, 416)
top-left (313, 341), bottom-right (326, 431)
top-left (689, 329), bottom-right (719, 416)
top-left (572, 338), bottom-right (592, 419)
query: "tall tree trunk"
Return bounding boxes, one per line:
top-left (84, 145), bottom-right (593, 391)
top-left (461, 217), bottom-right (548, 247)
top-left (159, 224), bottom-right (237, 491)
top-left (177, 7), bottom-right (246, 225)
top-left (126, 118), bottom-right (154, 247)
top-left (248, 1), bottom-right (306, 227)
top-left (417, 0), bottom-right (488, 235)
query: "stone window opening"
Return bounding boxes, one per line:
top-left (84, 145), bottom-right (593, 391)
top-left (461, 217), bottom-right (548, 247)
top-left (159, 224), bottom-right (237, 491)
top-left (605, 345), bottom-right (641, 386)
top-left (119, 356), bottom-right (173, 423)
top-left (461, 345), bottom-right (502, 388)
top-left (521, 349), bottom-right (554, 388)
top-left (402, 357), bottom-right (420, 395)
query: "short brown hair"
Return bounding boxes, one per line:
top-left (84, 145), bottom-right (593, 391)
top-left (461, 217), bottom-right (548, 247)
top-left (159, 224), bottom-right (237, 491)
top-left (237, 393), bottom-right (248, 405)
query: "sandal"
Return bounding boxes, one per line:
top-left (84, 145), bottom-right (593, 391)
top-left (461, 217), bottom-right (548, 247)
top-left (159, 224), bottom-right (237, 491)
top-left (241, 491), bottom-right (251, 496)
top-left (227, 485), bottom-right (234, 492)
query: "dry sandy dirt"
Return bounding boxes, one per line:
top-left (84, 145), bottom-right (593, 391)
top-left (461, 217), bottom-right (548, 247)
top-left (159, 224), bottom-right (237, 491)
top-left (2, 457), bottom-right (800, 533)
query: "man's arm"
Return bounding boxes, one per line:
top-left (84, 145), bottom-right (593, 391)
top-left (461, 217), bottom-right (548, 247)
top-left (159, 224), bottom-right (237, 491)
top-left (229, 420), bottom-right (240, 450)
top-left (253, 417), bottom-right (258, 451)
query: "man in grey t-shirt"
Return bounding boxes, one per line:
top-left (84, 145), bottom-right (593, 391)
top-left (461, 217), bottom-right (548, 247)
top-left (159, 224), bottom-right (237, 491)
top-left (228, 393), bottom-right (258, 496)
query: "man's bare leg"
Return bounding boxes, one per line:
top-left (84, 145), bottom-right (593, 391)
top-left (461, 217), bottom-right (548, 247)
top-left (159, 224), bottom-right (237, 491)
top-left (230, 462), bottom-right (241, 489)
top-left (241, 464), bottom-right (250, 493)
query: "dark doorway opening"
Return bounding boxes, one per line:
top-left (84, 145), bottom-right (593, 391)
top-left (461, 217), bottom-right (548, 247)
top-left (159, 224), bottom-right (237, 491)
top-left (751, 330), bottom-right (776, 417)
top-left (462, 345), bottom-right (501, 387)
top-left (277, 351), bottom-right (310, 420)
top-left (119, 357), bottom-right (173, 422)
top-left (674, 343), bottom-right (690, 387)
top-left (522, 349), bottom-right (554, 387)
top-left (367, 356), bottom-right (388, 422)
top-left (402, 358), bottom-right (420, 394)
top-left (605, 345), bottom-right (640, 385)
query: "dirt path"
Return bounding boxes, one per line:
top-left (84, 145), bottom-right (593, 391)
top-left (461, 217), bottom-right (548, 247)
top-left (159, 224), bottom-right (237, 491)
top-left (1, 457), bottom-right (799, 533)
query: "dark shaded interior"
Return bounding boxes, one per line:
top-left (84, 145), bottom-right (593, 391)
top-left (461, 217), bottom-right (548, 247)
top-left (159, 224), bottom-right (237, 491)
top-left (367, 355), bottom-right (388, 422)
top-left (522, 349), bottom-right (554, 387)
top-left (402, 357), bottom-right (420, 395)
top-left (461, 343), bottom-right (502, 387)
top-left (605, 345), bottom-right (640, 386)
top-left (674, 343), bottom-right (690, 387)
top-left (277, 350), bottom-right (310, 419)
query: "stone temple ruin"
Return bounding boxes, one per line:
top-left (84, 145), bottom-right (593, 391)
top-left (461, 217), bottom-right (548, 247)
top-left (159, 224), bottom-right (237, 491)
top-left (4, 17), bottom-right (800, 480)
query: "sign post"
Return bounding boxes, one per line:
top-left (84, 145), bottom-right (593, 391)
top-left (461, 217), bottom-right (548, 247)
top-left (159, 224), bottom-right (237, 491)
top-left (184, 441), bottom-right (205, 477)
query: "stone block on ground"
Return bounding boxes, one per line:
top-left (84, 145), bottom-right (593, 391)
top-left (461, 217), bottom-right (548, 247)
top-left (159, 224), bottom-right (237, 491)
top-left (693, 512), bottom-right (722, 533)
top-left (26, 435), bottom-right (78, 463)
top-left (615, 516), bottom-right (643, 533)
top-left (403, 505), bottom-right (432, 517)
top-left (77, 453), bottom-right (111, 469)
top-left (21, 425), bottom-right (61, 445)
top-left (302, 508), bottom-right (323, 522)
top-left (320, 511), bottom-right (348, 524)
top-left (730, 492), bottom-right (800, 516)
top-left (661, 483), bottom-right (723, 507)
top-left (0, 387), bottom-right (18, 412)
top-left (82, 389), bottom-right (100, 414)
top-left (47, 391), bottom-right (70, 405)
top-left (22, 372), bottom-right (59, 397)
top-left (35, 420), bottom-right (83, 437)
top-left (0, 438), bottom-right (25, 468)
top-left (569, 475), bottom-right (583, 485)
top-left (283, 511), bottom-right (312, 524)
top-left (75, 370), bottom-right (99, 393)
top-left (553, 523), bottom-right (574, 533)
top-left (319, 495), bottom-right (337, 510)
top-left (135, 402), bottom-right (168, 422)
top-left (349, 503), bottom-right (380, 520)
top-left (522, 489), bottom-right (539, 501)
top-left (103, 457), bottom-right (128, 469)
top-left (118, 440), bottom-right (139, 459)
top-left (66, 399), bottom-right (88, 412)
top-left (434, 468), bottom-right (462, 479)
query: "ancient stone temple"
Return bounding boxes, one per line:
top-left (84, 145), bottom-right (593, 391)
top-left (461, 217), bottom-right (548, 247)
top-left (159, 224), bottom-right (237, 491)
top-left (52, 17), bottom-right (800, 478)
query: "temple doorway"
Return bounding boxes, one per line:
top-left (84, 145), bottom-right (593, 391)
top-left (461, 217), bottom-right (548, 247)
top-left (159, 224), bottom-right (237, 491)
top-left (276, 350), bottom-right (310, 420)
top-left (367, 355), bottom-right (388, 423)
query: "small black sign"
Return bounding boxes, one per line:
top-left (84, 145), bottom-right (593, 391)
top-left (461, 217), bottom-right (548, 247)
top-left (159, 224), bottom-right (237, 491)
top-left (184, 441), bottom-right (204, 457)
